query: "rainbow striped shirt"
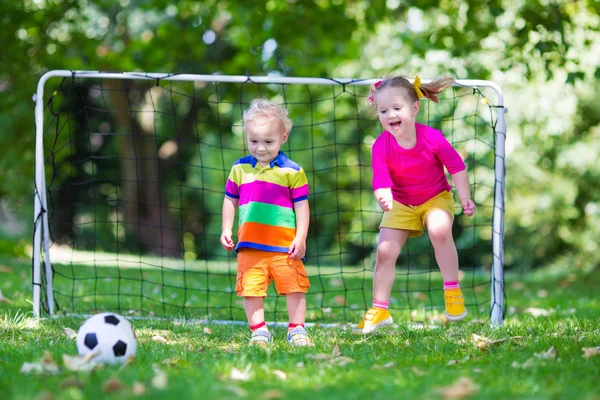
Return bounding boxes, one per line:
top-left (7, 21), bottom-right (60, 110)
top-left (225, 152), bottom-right (309, 253)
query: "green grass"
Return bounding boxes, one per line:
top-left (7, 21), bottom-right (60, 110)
top-left (1, 255), bottom-right (599, 399)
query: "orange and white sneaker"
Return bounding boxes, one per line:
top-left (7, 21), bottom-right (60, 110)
top-left (444, 288), bottom-right (467, 321)
top-left (352, 307), bottom-right (393, 335)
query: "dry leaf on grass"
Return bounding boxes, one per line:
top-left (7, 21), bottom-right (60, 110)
top-left (60, 376), bottom-right (85, 389)
top-left (471, 334), bottom-right (506, 351)
top-left (438, 377), bottom-right (479, 399)
top-left (331, 344), bottom-right (342, 357)
top-left (272, 370), bottom-right (287, 380)
top-left (203, 327), bottom-right (212, 334)
top-left (0, 265), bottom-right (13, 273)
top-left (102, 377), bottom-right (123, 393)
top-left (534, 346), bottom-right (558, 360)
top-left (151, 334), bottom-right (168, 343)
top-left (230, 365), bottom-right (252, 381)
top-left (63, 352), bottom-right (102, 372)
top-left (20, 351), bottom-right (60, 375)
top-left (371, 361), bottom-right (395, 370)
top-left (307, 344), bottom-right (355, 366)
top-left (151, 366), bottom-right (169, 389)
top-left (582, 347), bottom-right (600, 359)
top-left (0, 289), bottom-right (11, 303)
top-left (263, 389), bottom-right (284, 399)
top-left (226, 385), bottom-right (248, 397)
top-left (524, 307), bottom-right (550, 317)
top-left (64, 327), bottom-right (78, 339)
top-left (132, 382), bottom-right (146, 396)
top-left (511, 358), bottom-right (536, 369)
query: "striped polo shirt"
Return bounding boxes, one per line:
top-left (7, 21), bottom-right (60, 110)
top-left (225, 151), bottom-right (309, 253)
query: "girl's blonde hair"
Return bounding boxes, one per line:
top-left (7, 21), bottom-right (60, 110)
top-left (242, 98), bottom-right (293, 134)
top-left (368, 75), bottom-right (455, 104)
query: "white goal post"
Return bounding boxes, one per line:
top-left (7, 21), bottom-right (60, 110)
top-left (33, 70), bottom-right (507, 326)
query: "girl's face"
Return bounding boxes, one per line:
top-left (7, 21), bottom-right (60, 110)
top-left (246, 118), bottom-right (288, 166)
top-left (375, 87), bottom-right (420, 136)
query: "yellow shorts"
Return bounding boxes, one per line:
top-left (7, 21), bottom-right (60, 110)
top-left (380, 191), bottom-right (455, 238)
top-left (236, 249), bottom-right (310, 297)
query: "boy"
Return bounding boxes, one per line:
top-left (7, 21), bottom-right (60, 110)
top-left (220, 98), bottom-right (312, 347)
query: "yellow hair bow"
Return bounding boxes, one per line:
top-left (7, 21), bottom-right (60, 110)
top-left (413, 75), bottom-right (424, 99)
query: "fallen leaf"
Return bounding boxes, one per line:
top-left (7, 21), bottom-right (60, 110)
top-left (151, 366), bottom-right (169, 389)
top-left (64, 327), bottom-right (78, 339)
top-left (331, 344), bottom-right (342, 357)
top-left (582, 347), bottom-right (600, 359)
top-left (203, 327), bottom-right (212, 334)
top-left (63, 353), bottom-right (102, 372)
top-left (412, 366), bottom-right (426, 376)
top-left (263, 389), bottom-right (284, 399)
top-left (524, 307), bottom-right (550, 317)
top-left (0, 265), bottom-right (13, 273)
top-left (226, 385), bottom-right (248, 397)
top-left (512, 358), bottom-right (536, 369)
top-left (20, 351), bottom-right (60, 375)
top-left (510, 281), bottom-right (526, 290)
top-left (0, 289), bottom-right (11, 303)
top-left (372, 361), bottom-right (396, 369)
top-left (152, 335), bottom-right (168, 343)
top-left (230, 365), bottom-right (252, 381)
top-left (272, 370), bottom-right (287, 380)
top-left (438, 377), bottom-right (479, 399)
top-left (60, 376), bottom-right (85, 389)
top-left (132, 382), bottom-right (146, 396)
top-left (535, 346), bottom-right (557, 360)
top-left (471, 334), bottom-right (506, 351)
top-left (103, 377), bottom-right (123, 393)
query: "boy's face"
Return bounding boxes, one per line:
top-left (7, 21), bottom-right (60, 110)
top-left (246, 118), bottom-right (288, 166)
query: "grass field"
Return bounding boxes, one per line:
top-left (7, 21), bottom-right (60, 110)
top-left (1, 254), bottom-right (599, 399)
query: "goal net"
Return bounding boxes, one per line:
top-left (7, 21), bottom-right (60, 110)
top-left (33, 71), bottom-right (506, 326)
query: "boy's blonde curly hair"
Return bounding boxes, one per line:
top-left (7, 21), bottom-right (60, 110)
top-left (242, 98), bottom-right (293, 134)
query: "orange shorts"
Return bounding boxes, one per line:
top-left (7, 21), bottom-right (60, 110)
top-left (380, 190), bottom-right (455, 237)
top-left (236, 249), bottom-right (310, 297)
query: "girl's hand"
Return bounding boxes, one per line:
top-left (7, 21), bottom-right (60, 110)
top-left (288, 237), bottom-right (306, 260)
top-left (461, 198), bottom-right (476, 217)
top-left (374, 188), bottom-right (393, 211)
top-left (220, 230), bottom-right (235, 251)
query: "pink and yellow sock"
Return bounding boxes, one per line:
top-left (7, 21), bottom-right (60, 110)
top-left (443, 281), bottom-right (460, 290)
top-left (372, 299), bottom-right (389, 310)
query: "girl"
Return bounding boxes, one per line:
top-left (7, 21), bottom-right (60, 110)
top-left (353, 76), bottom-right (476, 334)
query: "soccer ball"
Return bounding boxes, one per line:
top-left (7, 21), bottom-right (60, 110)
top-left (76, 312), bottom-right (137, 364)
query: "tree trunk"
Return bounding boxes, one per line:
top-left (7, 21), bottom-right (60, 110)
top-left (106, 79), bottom-right (182, 258)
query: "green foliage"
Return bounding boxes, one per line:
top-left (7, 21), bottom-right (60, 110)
top-left (2, 0), bottom-right (600, 270)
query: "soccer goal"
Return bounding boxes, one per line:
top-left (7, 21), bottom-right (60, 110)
top-left (33, 70), bottom-right (507, 326)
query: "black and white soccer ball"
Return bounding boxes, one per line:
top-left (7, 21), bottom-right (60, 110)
top-left (76, 312), bottom-right (137, 364)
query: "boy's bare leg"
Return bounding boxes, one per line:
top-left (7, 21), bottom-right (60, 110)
top-left (286, 292), bottom-right (306, 325)
top-left (244, 296), bottom-right (265, 325)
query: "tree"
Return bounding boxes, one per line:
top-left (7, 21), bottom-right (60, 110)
top-left (2, 0), bottom-right (599, 270)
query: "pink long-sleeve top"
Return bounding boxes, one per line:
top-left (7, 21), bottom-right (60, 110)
top-left (371, 123), bottom-right (466, 206)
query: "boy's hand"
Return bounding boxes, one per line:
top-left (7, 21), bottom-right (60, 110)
top-left (220, 230), bottom-right (235, 251)
top-left (288, 237), bottom-right (306, 260)
top-left (374, 188), bottom-right (393, 211)
top-left (461, 198), bottom-right (476, 217)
